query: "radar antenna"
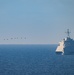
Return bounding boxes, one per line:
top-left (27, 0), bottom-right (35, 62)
top-left (66, 29), bottom-right (71, 38)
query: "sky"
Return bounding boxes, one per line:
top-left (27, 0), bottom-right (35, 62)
top-left (0, 0), bottom-right (74, 44)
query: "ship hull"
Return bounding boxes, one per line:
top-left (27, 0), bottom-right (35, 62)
top-left (64, 46), bottom-right (74, 55)
top-left (56, 52), bottom-right (62, 55)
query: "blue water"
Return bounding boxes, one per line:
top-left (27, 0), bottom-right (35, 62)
top-left (0, 44), bottom-right (74, 75)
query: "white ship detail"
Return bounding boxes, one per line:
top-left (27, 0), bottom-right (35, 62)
top-left (56, 29), bottom-right (74, 55)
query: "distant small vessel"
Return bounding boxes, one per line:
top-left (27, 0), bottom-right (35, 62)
top-left (56, 29), bottom-right (74, 55)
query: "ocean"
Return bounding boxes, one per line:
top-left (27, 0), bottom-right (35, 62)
top-left (0, 44), bottom-right (74, 75)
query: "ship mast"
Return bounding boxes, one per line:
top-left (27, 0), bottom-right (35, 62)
top-left (66, 29), bottom-right (71, 38)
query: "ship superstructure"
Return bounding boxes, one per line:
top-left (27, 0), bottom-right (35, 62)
top-left (56, 29), bottom-right (74, 55)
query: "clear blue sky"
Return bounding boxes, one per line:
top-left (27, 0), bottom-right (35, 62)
top-left (0, 0), bottom-right (74, 44)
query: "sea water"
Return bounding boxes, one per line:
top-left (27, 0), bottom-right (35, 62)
top-left (0, 44), bottom-right (74, 75)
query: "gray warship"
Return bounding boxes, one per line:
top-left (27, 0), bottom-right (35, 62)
top-left (56, 29), bottom-right (74, 55)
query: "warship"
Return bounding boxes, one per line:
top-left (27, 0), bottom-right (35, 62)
top-left (56, 29), bottom-right (74, 55)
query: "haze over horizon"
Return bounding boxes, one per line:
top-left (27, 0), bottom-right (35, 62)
top-left (0, 0), bottom-right (74, 44)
